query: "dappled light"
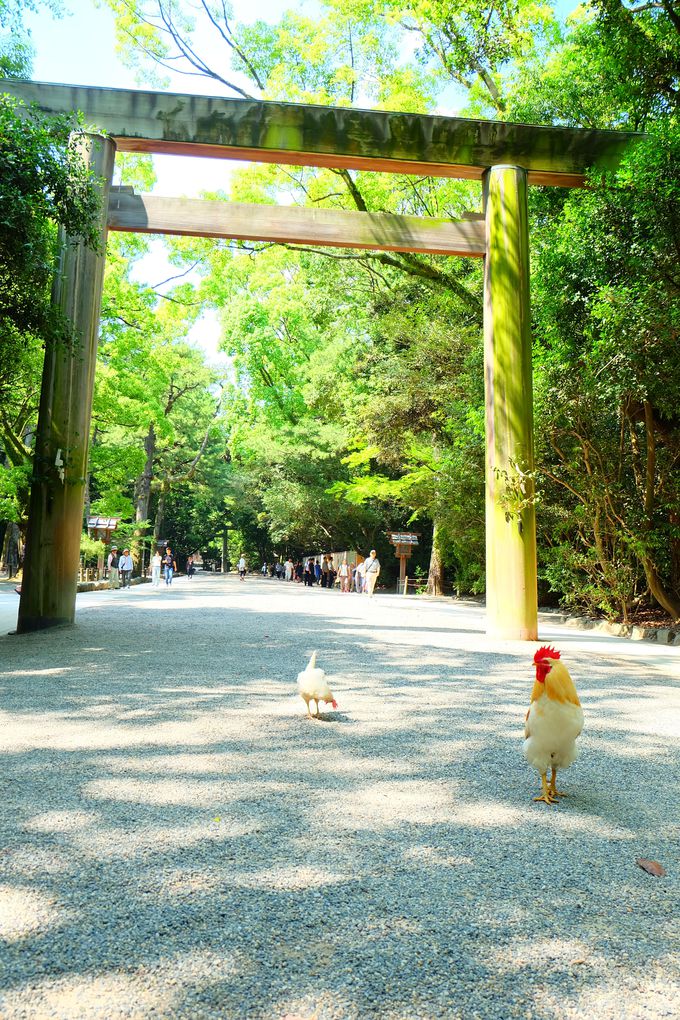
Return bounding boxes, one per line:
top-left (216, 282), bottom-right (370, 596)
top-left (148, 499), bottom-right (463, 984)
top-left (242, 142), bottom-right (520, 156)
top-left (0, 576), bottom-right (678, 1018)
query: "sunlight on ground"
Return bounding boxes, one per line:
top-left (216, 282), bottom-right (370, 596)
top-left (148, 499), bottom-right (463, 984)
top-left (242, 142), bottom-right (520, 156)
top-left (66, 821), bottom-right (254, 861)
top-left (0, 948), bottom-right (239, 1019)
top-left (0, 883), bottom-right (65, 941)
top-left (1, 667), bottom-right (73, 677)
top-left (84, 776), bottom-right (263, 808)
top-left (1, 579), bottom-right (678, 1019)
top-left (321, 780), bottom-right (456, 829)
top-left (24, 810), bottom-right (100, 833)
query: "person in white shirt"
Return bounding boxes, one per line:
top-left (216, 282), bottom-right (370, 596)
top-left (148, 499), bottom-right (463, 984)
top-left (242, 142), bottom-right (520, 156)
top-left (118, 549), bottom-right (134, 589)
top-left (238, 555), bottom-right (247, 581)
top-left (284, 557), bottom-right (294, 581)
top-left (338, 557), bottom-right (350, 592)
top-left (354, 557), bottom-right (365, 593)
top-left (151, 550), bottom-right (162, 587)
top-left (363, 550), bottom-right (381, 597)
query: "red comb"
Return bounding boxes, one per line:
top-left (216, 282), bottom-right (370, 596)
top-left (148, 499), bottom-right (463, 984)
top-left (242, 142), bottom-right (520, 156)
top-left (331, 699), bottom-right (338, 709)
top-left (534, 645), bottom-right (560, 664)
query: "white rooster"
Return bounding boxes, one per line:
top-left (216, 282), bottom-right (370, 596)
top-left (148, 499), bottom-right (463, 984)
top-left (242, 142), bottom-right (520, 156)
top-left (297, 651), bottom-right (338, 719)
top-left (524, 646), bottom-right (584, 804)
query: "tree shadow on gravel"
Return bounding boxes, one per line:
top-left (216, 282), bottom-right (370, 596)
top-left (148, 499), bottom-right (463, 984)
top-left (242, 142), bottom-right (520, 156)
top-left (0, 588), bottom-right (678, 1019)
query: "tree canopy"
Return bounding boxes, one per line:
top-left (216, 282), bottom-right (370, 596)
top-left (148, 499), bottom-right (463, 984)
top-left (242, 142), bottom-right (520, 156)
top-left (3, 0), bottom-right (679, 619)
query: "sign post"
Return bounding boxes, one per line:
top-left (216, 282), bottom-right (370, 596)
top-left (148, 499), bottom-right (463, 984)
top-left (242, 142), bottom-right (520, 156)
top-left (388, 532), bottom-right (420, 594)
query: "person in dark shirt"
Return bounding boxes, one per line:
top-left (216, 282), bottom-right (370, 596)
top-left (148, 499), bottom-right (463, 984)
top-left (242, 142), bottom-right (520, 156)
top-left (163, 549), bottom-right (177, 585)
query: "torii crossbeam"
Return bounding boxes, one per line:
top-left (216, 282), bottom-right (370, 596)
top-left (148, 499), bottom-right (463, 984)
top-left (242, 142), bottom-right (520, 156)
top-left (2, 81), bottom-right (643, 639)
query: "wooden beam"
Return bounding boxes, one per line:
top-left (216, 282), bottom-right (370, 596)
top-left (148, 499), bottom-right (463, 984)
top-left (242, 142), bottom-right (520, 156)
top-left (107, 188), bottom-right (487, 257)
top-left (2, 81), bottom-right (644, 187)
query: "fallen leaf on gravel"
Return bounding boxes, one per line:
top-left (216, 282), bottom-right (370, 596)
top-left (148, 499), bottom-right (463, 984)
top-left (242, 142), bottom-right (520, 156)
top-left (571, 958), bottom-right (586, 966)
top-left (636, 857), bottom-right (666, 877)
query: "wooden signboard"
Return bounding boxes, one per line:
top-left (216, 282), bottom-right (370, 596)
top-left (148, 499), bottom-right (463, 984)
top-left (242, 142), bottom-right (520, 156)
top-left (388, 531), bottom-right (420, 592)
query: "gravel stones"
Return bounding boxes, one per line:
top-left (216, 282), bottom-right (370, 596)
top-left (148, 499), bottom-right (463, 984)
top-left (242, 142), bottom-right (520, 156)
top-left (0, 576), bottom-right (678, 1019)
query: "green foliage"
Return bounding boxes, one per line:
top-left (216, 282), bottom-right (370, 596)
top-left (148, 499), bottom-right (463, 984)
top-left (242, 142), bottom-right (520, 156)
top-left (80, 533), bottom-right (106, 565)
top-left (0, 96), bottom-right (102, 401)
top-left (0, 461), bottom-right (31, 522)
top-left (0, 89), bottom-right (103, 541)
top-left (39, 0), bottom-right (680, 617)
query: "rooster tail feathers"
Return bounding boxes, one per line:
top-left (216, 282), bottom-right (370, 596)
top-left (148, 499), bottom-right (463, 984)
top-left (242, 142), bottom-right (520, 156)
top-left (308, 651), bottom-right (317, 669)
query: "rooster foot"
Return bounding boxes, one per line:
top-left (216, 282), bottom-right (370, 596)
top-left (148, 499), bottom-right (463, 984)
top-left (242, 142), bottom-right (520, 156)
top-left (533, 792), bottom-right (558, 805)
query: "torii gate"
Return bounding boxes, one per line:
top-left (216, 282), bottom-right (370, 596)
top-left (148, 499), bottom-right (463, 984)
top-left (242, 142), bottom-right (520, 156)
top-left (3, 81), bottom-right (642, 639)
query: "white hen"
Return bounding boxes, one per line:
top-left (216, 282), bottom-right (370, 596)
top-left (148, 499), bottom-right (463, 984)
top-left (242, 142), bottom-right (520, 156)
top-left (297, 651), bottom-right (338, 719)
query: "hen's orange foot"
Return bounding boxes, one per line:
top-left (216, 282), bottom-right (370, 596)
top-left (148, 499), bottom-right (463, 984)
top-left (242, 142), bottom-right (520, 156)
top-left (533, 792), bottom-right (558, 805)
top-left (549, 769), bottom-right (568, 798)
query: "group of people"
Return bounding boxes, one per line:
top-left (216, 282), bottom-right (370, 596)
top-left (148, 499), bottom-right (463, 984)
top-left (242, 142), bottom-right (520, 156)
top-left (106, 546), bottom-right (187, 589)
top-left (244, 550), bottom-right (382, 596)
top-left (106, 546), bottom-right (134, 589)
top-left (150, 548), bottom-right (178, 587)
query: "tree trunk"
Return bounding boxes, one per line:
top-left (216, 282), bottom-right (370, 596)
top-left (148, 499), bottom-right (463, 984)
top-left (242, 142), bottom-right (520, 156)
top-left (1, 522), bottom-right (22, 578)
top-left (641, 555), bottom-right (680, 622)
top-left (131, 424), bottom-right (157, 568)
top-left (84, 427), bottom-right (99, 525)
top-left (135, 423), bottom-right (156, 525)
top-left (638, 401), bottom-right (680, 620)
top-left (426, 519), bottom-right (444, 596)
top-left (153, 487), bottom-right (166, 544)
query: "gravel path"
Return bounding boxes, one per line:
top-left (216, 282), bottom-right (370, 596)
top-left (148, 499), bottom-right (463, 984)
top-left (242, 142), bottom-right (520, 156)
top-left (0, 574), bottom-right (678, 1020)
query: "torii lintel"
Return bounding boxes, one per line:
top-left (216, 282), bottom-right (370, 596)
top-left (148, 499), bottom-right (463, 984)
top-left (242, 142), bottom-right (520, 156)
top-left (3, 80), bottom-right (644, 187)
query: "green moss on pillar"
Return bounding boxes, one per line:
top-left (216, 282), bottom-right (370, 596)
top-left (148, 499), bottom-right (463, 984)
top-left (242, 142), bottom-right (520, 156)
top-left (483, 165), bottom-right (538, 641)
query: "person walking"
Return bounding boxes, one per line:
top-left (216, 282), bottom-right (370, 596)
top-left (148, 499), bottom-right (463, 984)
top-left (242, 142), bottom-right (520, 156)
top-left (354, 557), bottom-right (365, 594)
top-left (304, 558), bottom-right (315, 587)
top-left (238, 554), bottom-right (247, 581)
top-left (151, 550), bottom-right (162, 587)
top-left (284, 557), bottom-right (294, 582)
top-left (363, 549), bottom-right (381, 596)
top-left (314, 559), bottom-right (322, 585)
top-left (186, 555), bottom-right (195, 579)
top-left (163, 548), bottom-right (177, 585)
top-left (338, 557), bottom-right (350, 593)
top-left (107, 546), bottom-right (120, 590)
top-left (119, 548), bottom-right (133, 589)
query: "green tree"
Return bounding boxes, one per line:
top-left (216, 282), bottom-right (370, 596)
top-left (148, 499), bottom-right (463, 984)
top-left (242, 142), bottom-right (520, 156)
top-left (91, 231), bottom-right (226, 561)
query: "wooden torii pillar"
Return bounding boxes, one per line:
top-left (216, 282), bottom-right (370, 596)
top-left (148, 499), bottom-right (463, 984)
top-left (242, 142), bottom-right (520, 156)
top-left (483, 166), bottom-right (536, 639)
top-left (2, 81), bottom-right (642, 639)
top-left (17, 134), bottom-right (116, 633)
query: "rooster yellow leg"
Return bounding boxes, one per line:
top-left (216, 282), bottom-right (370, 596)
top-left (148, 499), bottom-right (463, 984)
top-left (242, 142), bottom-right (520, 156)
top-left (533, 773), bottom-right (557, 805)
top-left (549, 767), bottom-right (567, 798)
top-left (314, 699), bottom-right (321, 719)
top-left (302, 695), bottom-right (313, 719)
